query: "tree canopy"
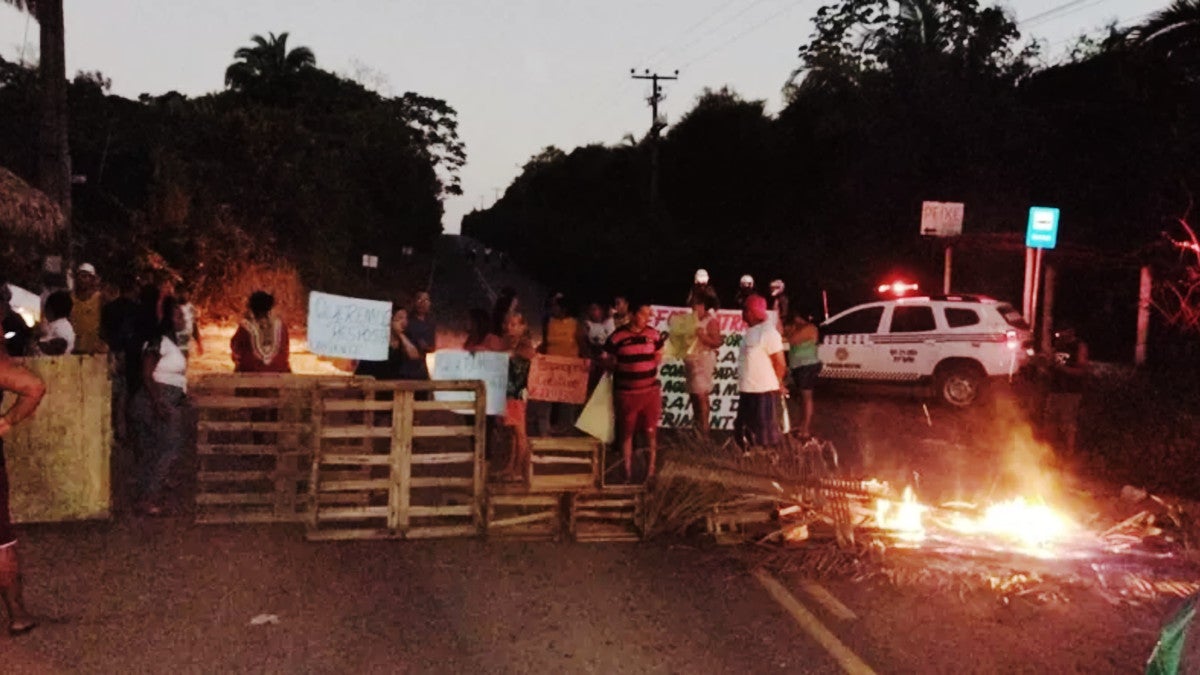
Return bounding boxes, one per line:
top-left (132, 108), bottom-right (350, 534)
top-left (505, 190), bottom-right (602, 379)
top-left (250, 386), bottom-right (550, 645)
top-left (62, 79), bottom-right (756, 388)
top-left (0, 33), bottom-right (465, 310)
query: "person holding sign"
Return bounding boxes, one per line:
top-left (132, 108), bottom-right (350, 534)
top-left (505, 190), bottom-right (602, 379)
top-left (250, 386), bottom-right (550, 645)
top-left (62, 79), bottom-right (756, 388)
top-left (496, 311), bottom-right (537, 481)
top-left (677, 294), bottom-right (723, 437)
top-left (604, 301), bottom-right (668, 483)
top-left (231, 291), bottom-right (290, 373)
top-left (354, 308), bottom-right (422, 380)
top-left (735, 295), bottom-right (786, 448)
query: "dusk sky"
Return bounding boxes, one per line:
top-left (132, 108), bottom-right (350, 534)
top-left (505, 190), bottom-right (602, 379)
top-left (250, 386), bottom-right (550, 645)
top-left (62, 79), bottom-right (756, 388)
top-left (0, 1), bottom-right (1165, 234)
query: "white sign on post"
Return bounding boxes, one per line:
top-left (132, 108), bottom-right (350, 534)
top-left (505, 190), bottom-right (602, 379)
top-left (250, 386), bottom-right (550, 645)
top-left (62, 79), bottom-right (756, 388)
top-left (920, 201), bottom-right (965, 237)
top-left (306, 291), bottom-right (392, 360)
top-left (361, 254), bottom-right (379, 269)
top-left (431, 350), bottom-right (510, 416)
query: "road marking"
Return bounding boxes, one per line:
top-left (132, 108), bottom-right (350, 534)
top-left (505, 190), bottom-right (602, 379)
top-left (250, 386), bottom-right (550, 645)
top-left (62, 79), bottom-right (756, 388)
top-left (753, 569), bottom-right (877, 675)
top-left (800, 580), bottom-right (859, 621)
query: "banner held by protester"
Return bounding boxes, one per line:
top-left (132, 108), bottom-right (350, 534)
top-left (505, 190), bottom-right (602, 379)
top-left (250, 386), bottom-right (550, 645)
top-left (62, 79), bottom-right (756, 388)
top-left (527, 355), bottom-right (590, 404)
top-left (307, 291), bottom-right (392, 360)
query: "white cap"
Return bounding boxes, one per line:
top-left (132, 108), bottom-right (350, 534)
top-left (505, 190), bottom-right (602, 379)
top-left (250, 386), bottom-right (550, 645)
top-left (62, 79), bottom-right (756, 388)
top-left (770, 279), bottom-right (785, 294)
top-left (694, 269), bottom-right (709, 284)
top-left (77, 262), bottom-right (96, 275)
top-left (739, 274), bottom-right (754, 287)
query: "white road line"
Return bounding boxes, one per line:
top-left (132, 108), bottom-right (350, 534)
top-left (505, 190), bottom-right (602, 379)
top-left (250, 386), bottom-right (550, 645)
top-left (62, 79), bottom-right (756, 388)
top-left (800, 580), bottom-right (859, 621)
top-left (753, 569), bottom-right (877, 675)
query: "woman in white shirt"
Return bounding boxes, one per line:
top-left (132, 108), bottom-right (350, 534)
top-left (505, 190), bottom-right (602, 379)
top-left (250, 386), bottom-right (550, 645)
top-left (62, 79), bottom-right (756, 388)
top-left (129, 297), bottom-right (189, 516)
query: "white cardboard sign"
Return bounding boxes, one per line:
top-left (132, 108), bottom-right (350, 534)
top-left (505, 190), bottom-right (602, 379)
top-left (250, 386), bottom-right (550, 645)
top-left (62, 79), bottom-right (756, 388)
top-left (306, 291), bottom-right (392, 360)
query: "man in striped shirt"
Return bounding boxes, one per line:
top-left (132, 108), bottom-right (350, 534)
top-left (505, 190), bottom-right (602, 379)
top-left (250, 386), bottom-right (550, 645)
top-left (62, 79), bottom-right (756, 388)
top-left (604, 301), bottom-right (667, 483)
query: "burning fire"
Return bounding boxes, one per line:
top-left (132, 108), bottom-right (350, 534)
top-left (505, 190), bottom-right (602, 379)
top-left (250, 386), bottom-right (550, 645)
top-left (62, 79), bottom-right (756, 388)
top-left (875, 488), bottom-right (1077, 553)
top-left (875, 486), bottom-right (927, 544)
top-left (947, 497), bottom-right (1075, 548)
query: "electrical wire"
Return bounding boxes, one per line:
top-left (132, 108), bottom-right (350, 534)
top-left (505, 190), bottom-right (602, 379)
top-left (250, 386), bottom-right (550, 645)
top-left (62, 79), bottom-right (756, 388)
top-left (1019, 0), bottom-right (1097, 27)
top-left (679, 0), bottom-right (810, 70)
top-left (1022, 0), bottom-right (1116, 30)
top-left (639, 0), bottom-right (743, 67)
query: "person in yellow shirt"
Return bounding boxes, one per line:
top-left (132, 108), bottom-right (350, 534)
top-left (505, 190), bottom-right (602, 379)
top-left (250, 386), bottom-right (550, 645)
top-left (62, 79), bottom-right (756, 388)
top-left (71, 263), bottom-right (106, 355)
top-left (532, 293), bottom-right (588, 436)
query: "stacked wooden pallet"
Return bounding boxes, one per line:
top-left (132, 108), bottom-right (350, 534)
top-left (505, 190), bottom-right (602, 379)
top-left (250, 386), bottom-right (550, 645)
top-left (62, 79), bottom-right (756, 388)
top-left (192, 374), bottom-right (332, 524)
top-left (484, 436), bottom-right (643, 543)
top-left (306, 379), bottom-right (487, 541)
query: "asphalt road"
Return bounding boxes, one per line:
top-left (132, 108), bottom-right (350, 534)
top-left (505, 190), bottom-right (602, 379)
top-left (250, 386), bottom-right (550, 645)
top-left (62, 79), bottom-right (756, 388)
top-left (4, 514), bottom-right (1167, 674)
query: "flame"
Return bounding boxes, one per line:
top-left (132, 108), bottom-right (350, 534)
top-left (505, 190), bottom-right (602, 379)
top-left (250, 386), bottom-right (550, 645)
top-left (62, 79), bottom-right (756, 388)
top-left (947, 497), bottom-right (1075, 548)
top-left (876, 486), bottom-right (927, 543)
top-left (875, 487), bottom-right (1077, 553)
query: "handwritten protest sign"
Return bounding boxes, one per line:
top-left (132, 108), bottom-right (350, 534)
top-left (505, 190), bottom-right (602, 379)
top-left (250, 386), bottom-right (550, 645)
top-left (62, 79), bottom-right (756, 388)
top-left (527, 355), bottom-right (590, 404)
top-left (650, 305), bottom-right (749, 430)
top-left (307, 291), bottom-right (392, 360)
top-left (430, 349), bottom-right (509, 415)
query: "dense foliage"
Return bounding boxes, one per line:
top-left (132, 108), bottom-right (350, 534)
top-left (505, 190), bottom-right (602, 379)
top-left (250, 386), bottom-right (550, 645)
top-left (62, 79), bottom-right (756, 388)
top-left (464, 0), bottom-right (1200, 360)
top-left (0, 35), bottom-right (464, 313)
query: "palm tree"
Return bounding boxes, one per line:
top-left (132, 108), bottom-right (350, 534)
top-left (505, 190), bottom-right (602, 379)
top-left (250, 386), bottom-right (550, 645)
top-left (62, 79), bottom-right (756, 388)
top-left (3, 0), bottom-right (71, 241)
top-left (224, 32), bottom-right (316, 96)
top-left (1133, 0), bottom-right (1200, 74)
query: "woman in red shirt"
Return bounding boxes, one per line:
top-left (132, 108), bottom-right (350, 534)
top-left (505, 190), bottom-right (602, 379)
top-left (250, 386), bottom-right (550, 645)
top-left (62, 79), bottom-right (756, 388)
top-left (230, 291), bottom-right (291, 373)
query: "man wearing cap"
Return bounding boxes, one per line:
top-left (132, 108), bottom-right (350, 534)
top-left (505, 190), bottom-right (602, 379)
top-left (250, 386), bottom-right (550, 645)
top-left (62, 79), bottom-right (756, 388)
top-left (735, 275), bottom-right (755, 310)
top-left (735, 294), bottom-right (786, 448)
top-left (71, 263), bottom-right (106, 354)
top-left (686, 268), bottom-right (720, 309)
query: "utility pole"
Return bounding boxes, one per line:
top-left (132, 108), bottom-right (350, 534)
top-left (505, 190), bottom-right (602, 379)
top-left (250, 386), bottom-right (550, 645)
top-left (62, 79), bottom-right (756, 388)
top-left (630, 68), bottom-right (678, 208)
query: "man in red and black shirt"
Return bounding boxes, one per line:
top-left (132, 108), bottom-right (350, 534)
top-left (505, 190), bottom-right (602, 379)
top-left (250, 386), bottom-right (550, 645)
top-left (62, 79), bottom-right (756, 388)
top-left (603, 301), bottom-right (667, 483)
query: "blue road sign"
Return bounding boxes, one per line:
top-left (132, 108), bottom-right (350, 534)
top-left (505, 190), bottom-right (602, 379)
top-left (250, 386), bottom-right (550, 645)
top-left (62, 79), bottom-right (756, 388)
top-left (1026, 206), bottom-right (1060, 249)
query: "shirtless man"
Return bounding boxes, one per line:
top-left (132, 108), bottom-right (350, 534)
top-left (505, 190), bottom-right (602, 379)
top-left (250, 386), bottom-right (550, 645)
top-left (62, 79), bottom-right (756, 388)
top-left (0, 299), bottom-right (47, 635)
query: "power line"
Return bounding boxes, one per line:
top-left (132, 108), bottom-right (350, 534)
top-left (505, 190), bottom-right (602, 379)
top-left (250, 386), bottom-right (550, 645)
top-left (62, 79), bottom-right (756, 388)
top-left (640, 0), bottom-right (738, 66)
top-left (666, 0), bottom-right (774, 67)
top-left (679, 0), bottom-right (809, 70)
top-left (1022, 0), bottom-right (1116, 29)
top-left (1019, 0), bottom-right (1095, 26)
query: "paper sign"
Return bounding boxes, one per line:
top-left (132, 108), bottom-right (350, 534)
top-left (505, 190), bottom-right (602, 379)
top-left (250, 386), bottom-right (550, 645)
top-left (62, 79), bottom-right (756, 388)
top-left (575, 372), bottom-right (615, 443)
top-left (307, 291), bottom-right (391, 360)
top-left (430, 349), bottom-right (509, 415)
top-left (649, 306), bottom-right (748, 430)
top-left (527, 355), bottom-right (590, 404)
top-left (920, 201), bottom-right (964, 237)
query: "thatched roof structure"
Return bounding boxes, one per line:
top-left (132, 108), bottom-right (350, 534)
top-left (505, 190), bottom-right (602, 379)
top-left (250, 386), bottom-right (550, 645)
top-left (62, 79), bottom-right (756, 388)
top-left (0, 165), bottom-right (64, 243)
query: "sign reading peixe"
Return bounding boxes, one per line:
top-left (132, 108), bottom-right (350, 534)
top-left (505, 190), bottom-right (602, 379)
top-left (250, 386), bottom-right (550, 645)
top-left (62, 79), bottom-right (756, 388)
top-left (920, 201), bottom-right (965, 238)
top-left (649, 306), bottom-right (749, 430)
top-left (527, 355), bottom-right (590, 404)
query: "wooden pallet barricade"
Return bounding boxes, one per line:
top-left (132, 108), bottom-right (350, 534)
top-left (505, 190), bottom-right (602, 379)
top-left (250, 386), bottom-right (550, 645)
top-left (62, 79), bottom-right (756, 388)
top-left (193, 374), bottom-right (357, 524)
top-left (570, 489), bottom-right (643, 542)
top-left (307, 379), bottom-right (486, 541)
top-left (485, 493), bottom-right (566, 541)
top-left (527, 436), bottom-right (600, 492)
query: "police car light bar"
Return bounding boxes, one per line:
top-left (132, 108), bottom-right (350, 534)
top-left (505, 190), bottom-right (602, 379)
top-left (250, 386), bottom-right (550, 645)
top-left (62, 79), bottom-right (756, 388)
top-left (878, 280), bottom-right (920, 296)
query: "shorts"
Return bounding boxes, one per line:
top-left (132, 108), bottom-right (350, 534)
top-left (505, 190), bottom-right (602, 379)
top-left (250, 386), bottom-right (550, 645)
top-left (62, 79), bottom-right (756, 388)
top-left (0, 440), bottom-right (13, 547)
top-left (735, 391), bottom-right (783, 447)
top-left (790, 363), bottom-right (823, 391)
top-left (684, 351), bottom-right (717, 395)
top-left (615, 388), bottom-right (662, 442)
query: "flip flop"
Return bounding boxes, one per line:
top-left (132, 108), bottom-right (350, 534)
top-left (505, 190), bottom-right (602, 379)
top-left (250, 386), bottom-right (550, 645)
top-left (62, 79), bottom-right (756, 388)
top-left (9, 621), bottom-right (37, 636)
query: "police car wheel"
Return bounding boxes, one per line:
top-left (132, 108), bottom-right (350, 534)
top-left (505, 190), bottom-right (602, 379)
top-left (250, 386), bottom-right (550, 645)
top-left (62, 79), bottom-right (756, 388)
top-left (935, 363), bottom-right (985, 408)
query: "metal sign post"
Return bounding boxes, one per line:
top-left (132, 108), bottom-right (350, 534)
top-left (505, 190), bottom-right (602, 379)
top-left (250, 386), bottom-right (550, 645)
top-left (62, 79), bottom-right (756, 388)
top-left (1023, 206), bottom-right (1061, 338)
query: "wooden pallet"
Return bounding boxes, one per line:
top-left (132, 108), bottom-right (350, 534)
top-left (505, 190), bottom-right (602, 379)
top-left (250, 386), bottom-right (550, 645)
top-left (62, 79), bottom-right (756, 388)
top-left (307, 379), bottom-right (487, 541)
top-left (527, 436), bottom-right (600, 492)
top-left (705, 498), bottom-right (777, 545)
top-left (192, 374), bottom-right (350, 524)
top-left (485, 493), bottom-right (566, 541)
top-left (570, 490), bottom-right (643, 542)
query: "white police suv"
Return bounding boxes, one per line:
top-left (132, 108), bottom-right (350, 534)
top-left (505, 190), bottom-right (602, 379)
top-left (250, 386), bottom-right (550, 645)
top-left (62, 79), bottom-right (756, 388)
top-left (817, 295), bottom-right (1033, 407)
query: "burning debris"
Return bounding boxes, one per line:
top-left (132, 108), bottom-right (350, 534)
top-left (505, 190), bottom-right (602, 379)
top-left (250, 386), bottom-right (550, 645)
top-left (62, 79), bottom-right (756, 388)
top-left (648, 436), bottom-right (1200, 606)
